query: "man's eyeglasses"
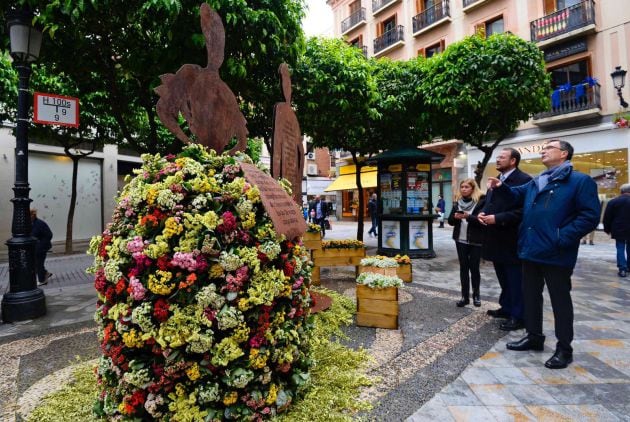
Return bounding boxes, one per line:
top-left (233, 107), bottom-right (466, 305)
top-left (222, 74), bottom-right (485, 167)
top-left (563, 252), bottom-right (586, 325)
top-left (542, 145), bottom-right (562, 152)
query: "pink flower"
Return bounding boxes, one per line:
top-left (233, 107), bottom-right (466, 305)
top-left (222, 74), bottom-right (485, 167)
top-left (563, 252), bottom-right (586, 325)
top-left (127, 236), bottom-right (145, 254)
top-left (171, 252), bottom-right (197, 271)
top-left (217, 211), bottom-right (237, 233)
top-left (128, 276), bottom-right (147, 301)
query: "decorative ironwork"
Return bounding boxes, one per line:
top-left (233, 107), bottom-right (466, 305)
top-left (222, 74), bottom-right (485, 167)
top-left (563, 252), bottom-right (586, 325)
top-left (534, 81), bottom-right (600, 119)
top-left (412, 1), bottom-right (450, 33)
top-left (341, 7), bottom-right (366, 33)
top-left (154, 3), bottom-right (248, 155)
top-left (372, 0), bottom-right (396, 14)
top-left (530, 0), bottom-right (595, 43)
top-left (373, 25), bottom-right (405, 55)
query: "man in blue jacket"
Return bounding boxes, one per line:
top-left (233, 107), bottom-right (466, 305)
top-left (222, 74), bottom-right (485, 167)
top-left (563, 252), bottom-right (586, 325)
top-left (487, 140), bottom-right (600, 369)
top-left (603, 183), bottom-right (630, 278)
top-left (478, 148), bottom-right (532, 331)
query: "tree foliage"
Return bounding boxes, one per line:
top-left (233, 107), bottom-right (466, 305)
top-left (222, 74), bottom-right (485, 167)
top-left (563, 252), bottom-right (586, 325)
top-left (0, 0), bottom-right (306, 153)
top-left (422, 34), bottom-right (551, 183)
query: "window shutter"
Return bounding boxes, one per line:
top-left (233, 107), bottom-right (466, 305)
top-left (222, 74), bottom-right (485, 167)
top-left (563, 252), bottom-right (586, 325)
top-left (439, 39), bottom-right (446, 52)
top-left (418, 48), bottom-right (426, 58)
top-left (377, 21), bottom-right (383, 36)
top-left (358, 34), bottom-right (363, 46)
top-left (544, 0), bottom-right (556, 14)
top-left (475, 22), bottom-right (486, 38)
top-left (416, 0), bottom-right (424, 12)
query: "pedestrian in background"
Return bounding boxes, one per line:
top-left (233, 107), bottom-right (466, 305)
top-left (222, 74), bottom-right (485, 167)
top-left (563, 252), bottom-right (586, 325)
top-left (31, 209), bottom-right (54, 286)
top-left (487, 139), bottom-right (600, 369)
top-left (448, 178), bottom-right (486, 308)
top-left (367, 193), bottom-right (378, 237)
top-left (435, 194), bottom-right (446, 228)
top-left (309, 195), bottom-right (328, 238)
top-left (603, 183), bottom-right (630, 278)
top-left (478, 147), bottom-right (532, 332)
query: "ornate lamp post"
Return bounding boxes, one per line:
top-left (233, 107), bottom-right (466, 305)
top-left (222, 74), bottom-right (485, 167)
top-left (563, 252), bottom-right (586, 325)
top-left (1, 7), bottom-right (46, 322)
top-left (610, 66), bottom-right (628, 108)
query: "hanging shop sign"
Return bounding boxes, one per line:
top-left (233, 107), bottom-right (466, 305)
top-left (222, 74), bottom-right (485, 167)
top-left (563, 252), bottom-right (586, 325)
top-left (543, 39), bottom-right (587, 63)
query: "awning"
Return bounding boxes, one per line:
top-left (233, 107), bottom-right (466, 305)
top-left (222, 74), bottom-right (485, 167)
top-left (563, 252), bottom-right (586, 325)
top-left (324, 171), bottom-right (377, 192)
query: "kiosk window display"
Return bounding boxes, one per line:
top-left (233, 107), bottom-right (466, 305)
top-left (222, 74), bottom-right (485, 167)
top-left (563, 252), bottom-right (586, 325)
top-left (369, 148), bottom-right (444, 259)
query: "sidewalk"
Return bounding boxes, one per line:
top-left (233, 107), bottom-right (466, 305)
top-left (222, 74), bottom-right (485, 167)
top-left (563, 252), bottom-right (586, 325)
top-left (1, 221), bottom-right (628, 421)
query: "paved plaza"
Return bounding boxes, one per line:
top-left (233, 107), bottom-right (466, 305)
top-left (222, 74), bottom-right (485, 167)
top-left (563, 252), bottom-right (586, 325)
top-left (1, 220), bottom-right (629, 421)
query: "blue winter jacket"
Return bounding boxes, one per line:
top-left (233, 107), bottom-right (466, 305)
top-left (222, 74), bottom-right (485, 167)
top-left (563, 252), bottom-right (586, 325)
top-left (495, 163), bottom-right (600, 268)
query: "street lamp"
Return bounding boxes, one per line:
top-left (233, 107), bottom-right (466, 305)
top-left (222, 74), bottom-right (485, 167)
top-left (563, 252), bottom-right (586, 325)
top-left (1, 7), bottom-right (46, 322)
top-left (610, 66), bottom-right (628, 108)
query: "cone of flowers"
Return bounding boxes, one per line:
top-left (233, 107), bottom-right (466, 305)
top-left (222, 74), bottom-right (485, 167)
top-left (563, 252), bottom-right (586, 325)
top-left (88, 144), bottom-right (313, 420)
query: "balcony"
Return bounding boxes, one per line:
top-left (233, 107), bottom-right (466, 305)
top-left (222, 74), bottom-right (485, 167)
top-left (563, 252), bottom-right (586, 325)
top-left (462, 0), bottom-right (495, 13)
top-left (533, 80), bottom-right (601, 126)
top-left (361, 45), bottom-right (368, 57)
top-left (373, 25), bottom-right (405, 56)
top-left (341, 7), bottom-right (367, 35)
top-left (530, 0), bottom-right (595, 47)
top-left (412, 1), bottom-right (451, 36)
top-left (372, 0), bottom-right (400, 16)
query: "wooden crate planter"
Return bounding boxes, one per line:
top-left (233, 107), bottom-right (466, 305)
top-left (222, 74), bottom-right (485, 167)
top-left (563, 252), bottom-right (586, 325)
top-left (356, 284), bottom-right (399, 329)
top-left (312, 247), bottom-right (366, 267)
top-left (358, 265), bottom-right (397, 277)
top-left (302, 232), bottom-right (322, 251)
top-left (397, 263), bottom-right (412, 283)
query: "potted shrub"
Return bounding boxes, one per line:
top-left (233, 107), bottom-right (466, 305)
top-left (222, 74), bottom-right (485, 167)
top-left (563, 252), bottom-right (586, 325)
top-left (355, 272), bottom-right (403, 329)
top-left (358, 256), bottom-right (398, 277)
top-left (393, 254), bottom-right (412, 283)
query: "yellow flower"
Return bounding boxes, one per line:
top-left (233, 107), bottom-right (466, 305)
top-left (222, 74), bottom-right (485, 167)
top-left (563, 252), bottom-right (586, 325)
top-left (148, 270), bottom-right (175, 295)
top-left (146, 188), bottom-right (158, 205)
top-left (186, 362), bottom-right (200, 381)
top-left (163, 217), bottom-right (183, 239)
top-left (209, 263), bottom-right (224, 278)
top-left (266, 383), bottom-right (278, 405)
top-left (238, 298), bottom-right (251, 312)
top-left (223, 391), bottom-right (238, 406)
top-left (122, 329), bottom-right (144, 348)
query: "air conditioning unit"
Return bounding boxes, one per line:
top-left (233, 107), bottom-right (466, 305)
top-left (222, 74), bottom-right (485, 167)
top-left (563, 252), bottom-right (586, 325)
top-left (307, 164), bottom-right (318, 175)
top-left (307, 152), bottom-right (315, 160)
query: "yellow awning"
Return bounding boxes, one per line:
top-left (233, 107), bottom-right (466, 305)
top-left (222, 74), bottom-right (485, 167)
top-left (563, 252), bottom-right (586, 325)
top-left (324, 171), bottom-right (377, 192)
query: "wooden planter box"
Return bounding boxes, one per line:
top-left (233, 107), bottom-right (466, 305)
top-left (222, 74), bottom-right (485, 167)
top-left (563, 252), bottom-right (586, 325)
top-left (358, 265), bottom-right (397, 277)
top-left (356, 284), bottom-right (399, 329)
top-left (397, 263), bottom-right (412, 283)
top-left (302, 232), bottom-right (322, 251)
top-left (312, 247), bottom-right (366, 267)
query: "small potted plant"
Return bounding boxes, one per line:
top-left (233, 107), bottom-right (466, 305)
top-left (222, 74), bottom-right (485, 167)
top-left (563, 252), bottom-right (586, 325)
top-left (359, 256), bottom-right (398, 276)
top-left (302, 223), bottom-right (323, 250)
top-left (356, 272), bottom-right (403, 329)
top-left (393, 254), bottom-right (412, 282)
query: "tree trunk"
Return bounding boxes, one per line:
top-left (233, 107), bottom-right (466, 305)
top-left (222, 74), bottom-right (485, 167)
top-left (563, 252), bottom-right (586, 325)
top-left (65, 156), bottom-right (80, 254)
top-left (352, 153), bottom-right (365, 241)
top-left (473, 135), bottom-right (506, 186)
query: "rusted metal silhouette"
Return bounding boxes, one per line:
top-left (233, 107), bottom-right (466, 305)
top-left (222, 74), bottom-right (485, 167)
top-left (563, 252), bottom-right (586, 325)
top-left (154, 3), bottom-right (248, 155)
top-left (272, 63), bottom-right (304, 204)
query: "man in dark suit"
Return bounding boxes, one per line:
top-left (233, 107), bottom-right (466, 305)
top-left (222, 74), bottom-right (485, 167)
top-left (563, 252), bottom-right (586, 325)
top-left (31, 209), bottom-right (54, 286)
top-left (308, 195), bottom-right (328, 237)
top-left (603, 183), bottom-right (630, 278)
top-left (478, 148), bottom-right (532, 331)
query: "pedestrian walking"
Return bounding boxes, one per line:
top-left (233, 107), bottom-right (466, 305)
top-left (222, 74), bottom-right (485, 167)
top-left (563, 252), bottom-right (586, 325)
top-left (435, 195), bottom-right (446, 228)
top-left (478, 147), bottom-right (532, 331)
top-left (603, 183), bottom-right (630, 278)
top-left (367, 193), bottom-right (378, 237)
top-left (487, 139), bottom-right (600, 369)
top-left (448, 178), bottom-right (485, 308)
top-left (309, 195), bottom-right (328, 238)
top-left (31, 209), bottom-right (54, 286)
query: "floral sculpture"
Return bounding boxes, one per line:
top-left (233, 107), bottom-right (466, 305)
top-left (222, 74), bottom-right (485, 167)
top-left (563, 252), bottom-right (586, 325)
top-left (88, 144), bottom-right (313, 420)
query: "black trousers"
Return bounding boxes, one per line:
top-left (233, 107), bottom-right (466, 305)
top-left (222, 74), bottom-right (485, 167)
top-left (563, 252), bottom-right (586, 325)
top-left (368, 215), bottom-right (378, 235)
top-left (35, 248), bottom-right (48, 283)
top-left (455, 242), bottom-right (481, 300)
top-left (493, 261), bottom-right (524, 320)
top-left (522, 260), bottom-right (574, 353)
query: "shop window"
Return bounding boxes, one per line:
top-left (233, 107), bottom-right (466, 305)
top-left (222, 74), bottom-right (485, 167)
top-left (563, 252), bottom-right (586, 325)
top-left (475, 15), bottom-right (504, 38)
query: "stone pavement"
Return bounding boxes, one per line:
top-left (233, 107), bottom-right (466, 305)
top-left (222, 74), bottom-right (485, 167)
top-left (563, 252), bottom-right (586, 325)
top-left (0, 220), bottom-right (629, 421)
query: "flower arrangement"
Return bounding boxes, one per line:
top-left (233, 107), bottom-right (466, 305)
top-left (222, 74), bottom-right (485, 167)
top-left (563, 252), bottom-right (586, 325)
top-left (393, 254), bottom-right (411, 265)
top-left (613, 112), bottom-right (630, 128)
top-left (356, 272), bottom-right (403, 289)
top-left (360, 256), bottom-right (398, 268)
top-left (321, 240), bottom-right (365, 250)
top-left (88, 144), bottom-right (313, 421)
top-left (306, 223), bottom-right (322, 234)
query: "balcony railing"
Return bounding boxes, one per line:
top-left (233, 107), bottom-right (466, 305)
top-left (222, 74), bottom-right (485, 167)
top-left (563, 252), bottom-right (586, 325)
top-left (372, 0), bottom-right (396, 15)
top-left (412, 1), bottom-right (450, 34)
top-left (463, 0), bottom-right (483, 8)
top-left (534, 80), bottom-right (600, 120)
top-left (361, 45), bottom-right (368, 57)
top-left (530, 0), bottom-right (595, 43)
top-left (373, 25), bottom-right (405, 55)
top-left (341, 7), bottom-right (366, 33)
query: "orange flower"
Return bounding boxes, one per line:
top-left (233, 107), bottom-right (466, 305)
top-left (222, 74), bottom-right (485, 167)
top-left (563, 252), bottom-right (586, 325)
top-left (178, 273), bottom-right (197, 289)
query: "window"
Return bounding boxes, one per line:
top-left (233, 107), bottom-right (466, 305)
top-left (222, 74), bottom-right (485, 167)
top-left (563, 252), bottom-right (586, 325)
top-left (549, 58), bottom-right (589, 88)
top-left (349, 36), bottom-right (363, 48)
top-left (544, 0), bottom-right (582, 13)
top-left (418, 40), bottom-right (445, 58)
top-left (349, 0), bottom-right (361, 13)
top-left (475, 15), bottom-right (504, 38)
top-left (381, 15), bottom-right (396, 34)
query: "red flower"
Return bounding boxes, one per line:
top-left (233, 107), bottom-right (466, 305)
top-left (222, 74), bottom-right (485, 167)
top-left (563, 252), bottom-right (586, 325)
top-left (115, 278), bottom-right (127, 295)
top-left (283, 261), bottom-right (294, 277)
top-left (153, 298), bottom-right (170, 322)
top-left (217, 211), bottom-right (237, 233)
top-left (157, 255), bottom-right (171, 271)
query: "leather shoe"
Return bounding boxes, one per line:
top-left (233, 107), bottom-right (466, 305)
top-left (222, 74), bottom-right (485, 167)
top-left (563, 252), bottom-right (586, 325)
top-left (500, 318), bottom-right (525, 331)
top-left (545, 349), bottom-right (573, 369)
top-left (456, 298), bottom-right (469, 307)
top-left (473, 294), bottom-right (481, 307)
top-left (506, 335), bottom-right (544, 351)
top-left (487, 308), bottom-right (509, 318)
top-left (619, 270), bottom-right (628, 278)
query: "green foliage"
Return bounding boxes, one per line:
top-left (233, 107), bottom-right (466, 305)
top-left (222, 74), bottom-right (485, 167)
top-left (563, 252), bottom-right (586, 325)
top-left (0, 0), bottom-right (306, 153)
top-left (421, 33), bottom-right (550, 181)
top-left (25, 288), bottom-right (372, 422)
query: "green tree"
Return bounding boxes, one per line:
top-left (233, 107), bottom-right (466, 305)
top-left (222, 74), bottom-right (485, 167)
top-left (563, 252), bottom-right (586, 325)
top-left (0, 0), bottom-right (306, 153)
top-left (422, 34), bottom-right (550, 184)
top-left (293, 38), bottom-right (380, 240)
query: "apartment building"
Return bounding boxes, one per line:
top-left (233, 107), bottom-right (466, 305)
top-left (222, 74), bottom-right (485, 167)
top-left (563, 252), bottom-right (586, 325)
top-left (327, 0), bottom-right (630, 209)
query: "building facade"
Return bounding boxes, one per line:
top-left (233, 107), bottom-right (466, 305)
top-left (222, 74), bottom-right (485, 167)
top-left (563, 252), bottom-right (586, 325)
top-left (327, 0), bottom-right (630, 206)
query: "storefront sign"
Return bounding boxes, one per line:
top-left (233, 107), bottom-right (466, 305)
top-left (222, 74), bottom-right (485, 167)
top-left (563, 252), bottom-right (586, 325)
top-left (415, 164), bottom-right (430, 171)
top-left (382, 221), bottom-right (401, 249)
top-left (409, 221), bottom-right (428, 250)
top-left (241, 163), bottom-right (307, 240)
top-left (543, 39), bottom-right (587, 63)
top-left (388, 164), bottom-right (403, 172)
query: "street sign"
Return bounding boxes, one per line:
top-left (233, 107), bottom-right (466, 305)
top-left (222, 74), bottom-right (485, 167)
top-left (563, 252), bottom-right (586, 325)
top-left (33, 92), bottom-right (80, 127)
